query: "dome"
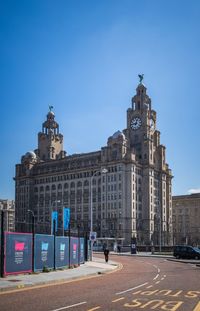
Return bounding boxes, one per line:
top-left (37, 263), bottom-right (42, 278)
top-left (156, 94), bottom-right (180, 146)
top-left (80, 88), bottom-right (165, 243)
top-left (112, 131), bottom-right (125, 140)
top-left (25, 151), bottom-right (37, 159)
top-left (47, 111), bottom-right (55, 118)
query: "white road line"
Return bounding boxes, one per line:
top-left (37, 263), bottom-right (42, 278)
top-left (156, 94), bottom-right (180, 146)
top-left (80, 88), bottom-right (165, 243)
top-left (50, 302), bottom-right (87, 311)
top-left (153, 274), bottom-right (159, 280)
top-left (112, 297), bottom-right (125, 303)
top-left (116, 282), bottom-right (148, 295)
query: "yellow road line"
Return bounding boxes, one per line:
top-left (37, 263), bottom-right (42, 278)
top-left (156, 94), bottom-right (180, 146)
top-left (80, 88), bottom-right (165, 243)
top-left (193, 301), bottom-right (200, 311)
top-left (87, 307), bottom-right (101, 311)
top-left (0, 274), bottom-right (99, 295)
top-left (0, 262), bottom-right (123, 296)
top-left (112, 297), bottom-right (125, 303)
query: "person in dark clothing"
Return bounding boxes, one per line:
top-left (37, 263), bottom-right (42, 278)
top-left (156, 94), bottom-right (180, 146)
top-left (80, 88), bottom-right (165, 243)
top-left (104, 248), bottom-right (109, 262)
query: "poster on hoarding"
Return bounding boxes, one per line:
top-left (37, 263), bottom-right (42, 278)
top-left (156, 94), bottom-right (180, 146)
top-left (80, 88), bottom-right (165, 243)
top-left (4, 232), bottom-right (32, 275)
top-left (70, 237), bottom-right (78, 265)
top-left (34, 234), bottom-right (54, 271)
top-left (79, 238), bottom-right (85, 264)
top-left (55, 236), bottom-right (69, 268)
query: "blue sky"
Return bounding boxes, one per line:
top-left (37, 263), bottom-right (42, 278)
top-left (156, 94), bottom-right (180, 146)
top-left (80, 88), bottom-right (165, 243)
top-left (1, 0), bottom-right (200, 199)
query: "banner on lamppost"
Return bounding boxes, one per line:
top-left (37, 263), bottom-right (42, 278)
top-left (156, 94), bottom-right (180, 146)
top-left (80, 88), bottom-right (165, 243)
top-left (63, 208), bottom-right (70, 231)
top-left (52, 211), bottom-right (58, 233)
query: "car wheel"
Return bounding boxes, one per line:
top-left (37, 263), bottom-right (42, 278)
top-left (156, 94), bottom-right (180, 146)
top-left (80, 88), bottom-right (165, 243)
top-left (194, 256), bottom-right (199, 260)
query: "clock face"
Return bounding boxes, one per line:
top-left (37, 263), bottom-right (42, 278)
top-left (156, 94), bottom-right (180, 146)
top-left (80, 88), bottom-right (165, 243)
top-left (131, 117), bottom-right (142, 130)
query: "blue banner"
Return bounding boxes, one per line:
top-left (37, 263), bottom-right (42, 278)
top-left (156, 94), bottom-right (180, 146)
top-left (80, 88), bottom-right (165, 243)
top-left (52, 211), bottom-right (58, 233)
top-left (63, 207), bottom-right (70, 230)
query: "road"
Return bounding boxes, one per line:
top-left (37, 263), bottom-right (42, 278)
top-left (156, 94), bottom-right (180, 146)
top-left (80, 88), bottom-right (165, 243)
top-left (0, 254), bottom-right (199, 311)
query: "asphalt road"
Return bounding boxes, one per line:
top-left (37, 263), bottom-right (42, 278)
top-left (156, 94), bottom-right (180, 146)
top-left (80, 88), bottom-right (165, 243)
top-left (0, 254), bottom-right (199, 311)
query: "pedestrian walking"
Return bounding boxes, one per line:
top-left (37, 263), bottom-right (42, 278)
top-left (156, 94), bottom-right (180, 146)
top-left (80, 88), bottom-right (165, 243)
top-left (104, 248), bottom-right (109, 263)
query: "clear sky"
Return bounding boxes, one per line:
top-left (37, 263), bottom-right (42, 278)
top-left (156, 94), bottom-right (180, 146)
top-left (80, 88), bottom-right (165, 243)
top-left (1, 0), bottom-right (200, 199)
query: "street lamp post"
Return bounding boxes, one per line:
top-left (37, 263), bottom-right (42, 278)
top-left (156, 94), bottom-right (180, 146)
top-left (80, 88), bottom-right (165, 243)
top-left (0, 210), bottom-right (5, 277)
top-left (159, 214), bottom-right (162, 252)
top-left (27, 209), bottom-right (35, 273)
top-left (90, 168), bottom-right (108, 261)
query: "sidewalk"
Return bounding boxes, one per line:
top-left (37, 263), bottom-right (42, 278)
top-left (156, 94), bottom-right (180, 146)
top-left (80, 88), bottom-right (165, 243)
top-left (111, 251), bottom-right (200, 265)
top-left (0, 257), bottom-right (118, 292)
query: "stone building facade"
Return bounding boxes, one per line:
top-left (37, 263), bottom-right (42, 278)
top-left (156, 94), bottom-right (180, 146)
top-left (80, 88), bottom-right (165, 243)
top-left (15, 79), bottom-right (173, 245)
top-left (172, 193), bottom-right (200, 246)
top-left (0, 199), bottom-right (15, 232)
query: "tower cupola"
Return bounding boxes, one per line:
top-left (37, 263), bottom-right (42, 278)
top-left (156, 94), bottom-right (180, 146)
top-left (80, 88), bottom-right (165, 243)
top-left (37, 106), bottom-right (66, 161)
top-left (132, 74), bottom-right (151, 111)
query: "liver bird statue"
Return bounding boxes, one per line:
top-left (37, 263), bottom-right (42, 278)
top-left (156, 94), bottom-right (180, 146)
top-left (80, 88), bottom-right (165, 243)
top-left (138, 74), bottom-right (144, 83)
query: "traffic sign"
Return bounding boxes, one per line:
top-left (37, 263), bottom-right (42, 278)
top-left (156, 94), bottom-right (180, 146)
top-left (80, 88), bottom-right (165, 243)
top-left (89, 231), bottom-right (97, 241)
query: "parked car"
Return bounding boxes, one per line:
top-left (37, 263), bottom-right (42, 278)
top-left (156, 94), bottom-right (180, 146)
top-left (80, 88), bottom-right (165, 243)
top-left (173, 245), bottom-right (200, 259)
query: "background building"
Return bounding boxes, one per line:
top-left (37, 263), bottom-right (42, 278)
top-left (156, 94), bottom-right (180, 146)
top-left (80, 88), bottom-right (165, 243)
top-left (172, 193), bottom-right (200, 246)
top-left (15, 78), bottom-right (173, 245)
top-left (0, 199), bottom-right (15, 232)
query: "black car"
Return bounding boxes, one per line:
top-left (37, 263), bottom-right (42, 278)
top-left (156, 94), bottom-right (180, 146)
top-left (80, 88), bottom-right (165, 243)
top-left (173, 245), bottom-right (200, 259)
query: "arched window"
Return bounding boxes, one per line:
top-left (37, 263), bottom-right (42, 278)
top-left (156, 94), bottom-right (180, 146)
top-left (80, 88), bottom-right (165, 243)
top-left (51, 184), bottom-right (56, 191)
top-left (77, 181), bottom-right (82, 188)
top-left (84, 180), bottom-right (89, 187)
top-left (45, 185), bottom-right (50, 191)
top-left (70, 182), bottom-right (75, 188)
top-left (40, 186), bottom-right (44, 192)
top-left (58, 184), bottom-right (62, 190)
top-left (64, 183), bottom-right (68, 189)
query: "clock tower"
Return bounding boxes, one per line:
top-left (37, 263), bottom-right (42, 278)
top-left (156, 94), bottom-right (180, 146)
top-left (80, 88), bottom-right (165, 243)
top-left (124, 77), bottom-right (157, 165)
top-left (122, 75), bottom-right (173, 246)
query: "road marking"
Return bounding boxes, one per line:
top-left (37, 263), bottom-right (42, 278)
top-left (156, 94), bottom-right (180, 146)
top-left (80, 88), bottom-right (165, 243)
top-left (146, 285), bottom-right (153, 288)
top-left (116, 282), bottom-right (148, 295)
top-left (153, 274), bottom-right (159, 280)
top-left (156, 281), bottom-right (160, 284)
top-left (87, 307), bottom-right (101, 311)
top-left (0, 262), bottom-right (123, 296)
top-left (50, 301), bottom-right (87, 311)
top-left (112, 297), bottom-right (125, 302)
top-left (193, 301), bottom-right (200, 311)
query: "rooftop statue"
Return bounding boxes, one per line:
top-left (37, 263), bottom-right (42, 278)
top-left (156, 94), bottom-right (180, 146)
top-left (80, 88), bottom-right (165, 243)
top-left (49, 105), bottom-right (54, 112)
top-left (138, 74), bottom-right (144, 83)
